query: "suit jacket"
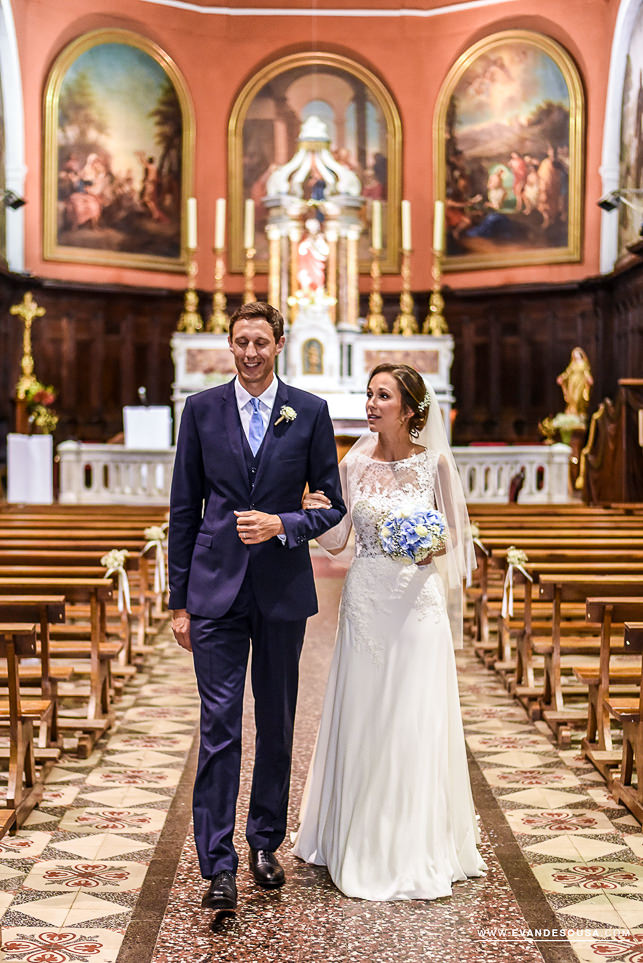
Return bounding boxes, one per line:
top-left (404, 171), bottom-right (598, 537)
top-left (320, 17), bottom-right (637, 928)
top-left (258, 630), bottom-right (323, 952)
top-left (168, 377), bottom-right (346, 621)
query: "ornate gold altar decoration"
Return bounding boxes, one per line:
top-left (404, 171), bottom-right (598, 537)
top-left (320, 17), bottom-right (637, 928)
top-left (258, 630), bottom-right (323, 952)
top-left (423, 254), bottom-right (448, 335)
top-left (177, 249), bottom-right (203, 333)
top-left (393, 251), bottom-right (418, 336)
top-left (263, 116), bottom-right (362, 328)
top-left (11, 292), bottom-right (59, 433)
top-left (207, 249), bottom-right (229, 333)
top-left (12, 292), bottom-right (46, 399)
top-left (364, 248), bottom-right (387, 334)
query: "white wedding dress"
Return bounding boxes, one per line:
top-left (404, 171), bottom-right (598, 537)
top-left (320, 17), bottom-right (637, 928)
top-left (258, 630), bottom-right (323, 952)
top-left (292, 447), bottom-right (486, 901)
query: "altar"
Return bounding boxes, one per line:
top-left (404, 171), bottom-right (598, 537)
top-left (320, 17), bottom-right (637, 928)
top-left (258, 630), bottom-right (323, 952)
top-left (170, 328), bottom-right (455, 439)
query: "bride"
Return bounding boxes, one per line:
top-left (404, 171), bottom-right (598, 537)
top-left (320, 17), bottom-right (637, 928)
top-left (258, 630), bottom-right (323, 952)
top-left (292, 363), bottom-right (486, 901)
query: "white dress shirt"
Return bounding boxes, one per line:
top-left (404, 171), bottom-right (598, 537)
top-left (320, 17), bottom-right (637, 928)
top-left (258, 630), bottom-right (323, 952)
top-left (234, 376), bottom-right (278, 443)
top-left (233, 376), bottom-right (286, 543)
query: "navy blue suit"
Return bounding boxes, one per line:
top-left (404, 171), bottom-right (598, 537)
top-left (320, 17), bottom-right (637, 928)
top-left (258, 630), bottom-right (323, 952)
top-left (168, 376), bottom-right (345, 878)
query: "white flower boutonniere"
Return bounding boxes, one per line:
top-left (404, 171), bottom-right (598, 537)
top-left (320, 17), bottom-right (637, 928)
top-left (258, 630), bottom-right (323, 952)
top-left (275, 405), bottom-right (297, 426)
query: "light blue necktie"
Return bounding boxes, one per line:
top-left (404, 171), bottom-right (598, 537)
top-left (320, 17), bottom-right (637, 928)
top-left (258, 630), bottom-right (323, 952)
top-left (248, 397), bottom-right (265, 456)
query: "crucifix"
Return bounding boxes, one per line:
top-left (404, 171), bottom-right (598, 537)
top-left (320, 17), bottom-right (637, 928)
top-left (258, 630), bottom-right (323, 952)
top-left (10, 291), bottom-right (46, 433)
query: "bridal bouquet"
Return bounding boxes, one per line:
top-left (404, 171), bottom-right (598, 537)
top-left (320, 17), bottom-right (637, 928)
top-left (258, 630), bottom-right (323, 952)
top-left (379, 508), bottom-right (448, 564)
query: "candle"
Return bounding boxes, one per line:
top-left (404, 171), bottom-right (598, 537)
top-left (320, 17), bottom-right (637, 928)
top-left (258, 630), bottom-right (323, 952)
top-left (371, 200), bottom-right (382, 250)
top-left (433, 200), bottom-right (445, 253)
top-left (401, 200), bottom-right (411, 251)
top-left (186, 196), bottom-right (197, 250)
top-left (214, 198), bottom-right (226, 250)
top-left (244, 198), bottom-right (255, 250)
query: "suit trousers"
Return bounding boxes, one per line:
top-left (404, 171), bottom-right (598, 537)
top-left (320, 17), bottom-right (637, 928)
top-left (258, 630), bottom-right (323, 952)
top-left (190, 573), bottom-right (307, 878)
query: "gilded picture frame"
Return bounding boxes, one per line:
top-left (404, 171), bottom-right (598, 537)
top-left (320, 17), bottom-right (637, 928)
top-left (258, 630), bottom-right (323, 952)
top-left (228, 50), bottom-right (402, 274)
top-left (43, 29), bottom-right (195, 272)
top-left (435, 30), bottom-right (584, 272)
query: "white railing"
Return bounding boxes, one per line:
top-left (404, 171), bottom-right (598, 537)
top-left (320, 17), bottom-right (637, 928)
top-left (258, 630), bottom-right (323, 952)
top-left (453, 443), bottom-right (572, 503)
top-left (56, 441), bottom-right (572, 505)
top-left (57, 442), bottom-right (175, 505)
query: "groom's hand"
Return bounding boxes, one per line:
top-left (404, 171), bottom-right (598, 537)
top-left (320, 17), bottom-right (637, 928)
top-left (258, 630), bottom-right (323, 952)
top-left (171, 609), bottom-right (192, 652)
top-left (234, 510), bottom-right (285, 544)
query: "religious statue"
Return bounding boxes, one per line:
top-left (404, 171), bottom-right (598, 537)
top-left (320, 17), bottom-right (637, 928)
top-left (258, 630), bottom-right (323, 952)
top-left (297, 218), bottom-right (329, 295)
top-left (556, 346), bottom-right (593, 419)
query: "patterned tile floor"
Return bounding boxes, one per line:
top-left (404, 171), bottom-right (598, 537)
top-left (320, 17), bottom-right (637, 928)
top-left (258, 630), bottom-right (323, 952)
top-left (2, 551), bottom-right (643, 961)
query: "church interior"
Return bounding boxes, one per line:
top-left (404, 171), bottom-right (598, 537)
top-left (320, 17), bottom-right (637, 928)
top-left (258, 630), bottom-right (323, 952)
top-left (0, 0), bottom-right (643, 959)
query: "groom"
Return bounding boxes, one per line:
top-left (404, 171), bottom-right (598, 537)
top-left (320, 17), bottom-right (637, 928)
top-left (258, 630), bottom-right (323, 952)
top-left (168, 301), bottom-right (345, 913)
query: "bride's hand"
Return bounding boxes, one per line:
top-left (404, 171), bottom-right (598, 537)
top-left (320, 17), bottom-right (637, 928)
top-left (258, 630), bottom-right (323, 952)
top-left (417, 546), bottom-right (446, 566)
top-left (302, 489), bottom-right (332, 510)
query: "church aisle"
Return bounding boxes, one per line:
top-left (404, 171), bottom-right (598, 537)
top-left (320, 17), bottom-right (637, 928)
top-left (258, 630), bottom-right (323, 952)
top-left (2, 552), bottom-right (643, 961)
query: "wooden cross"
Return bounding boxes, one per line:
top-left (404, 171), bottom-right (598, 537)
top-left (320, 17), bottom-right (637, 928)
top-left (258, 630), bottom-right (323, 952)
top-left (11, 292), bottom-right (46, 399)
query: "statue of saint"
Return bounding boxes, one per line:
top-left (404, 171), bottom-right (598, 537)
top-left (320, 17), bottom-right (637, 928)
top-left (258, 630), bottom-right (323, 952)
top-left (297, 218), bottom-right (329, 294)
top-left (556, 346), bottom-right (594, 418)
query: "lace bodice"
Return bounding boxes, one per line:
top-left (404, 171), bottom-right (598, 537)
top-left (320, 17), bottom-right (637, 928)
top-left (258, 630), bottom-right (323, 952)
top-left (318, 447), bottom-right (448, 664)
top-left (350, 449), bottom-right (439, 557)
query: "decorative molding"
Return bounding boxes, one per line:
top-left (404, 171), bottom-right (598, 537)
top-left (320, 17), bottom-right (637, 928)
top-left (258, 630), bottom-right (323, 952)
top-left (135, 0), bottom-right (521, 17)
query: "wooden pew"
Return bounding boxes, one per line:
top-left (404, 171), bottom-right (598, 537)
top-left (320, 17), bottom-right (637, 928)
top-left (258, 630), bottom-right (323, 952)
top-left (576, 599), bottom-right (643, 780)
top-left (0, 579), bottom-right (115, 757)
top-left (0, 623), bottom-right (53, 824)
top-left (0, 597), bottom-right (66, 752)
top-left (537, 575), bottom-right (643, 745)
top-left (608, 622), bottom-right (643, 821)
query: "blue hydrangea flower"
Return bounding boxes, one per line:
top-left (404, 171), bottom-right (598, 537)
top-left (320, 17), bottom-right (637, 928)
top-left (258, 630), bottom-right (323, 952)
top-left (379, 508), bottom-right (448, 563)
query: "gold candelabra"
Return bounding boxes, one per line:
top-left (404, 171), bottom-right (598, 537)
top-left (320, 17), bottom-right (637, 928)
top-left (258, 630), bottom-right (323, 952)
top-left (363, 248), bottom-right (387, 334)
top-left (207, 249), bottom-right (229, 333)
top-left (177, 248), bottom-right (203, 333)
top-left (244, 247), bottom-right (256, 304)
top-left (393, 250), bottom-right (418, 336)
top-left (423, 249), bottom-right (448, 335)
top-left (11, 291), bottom-right (46, 397)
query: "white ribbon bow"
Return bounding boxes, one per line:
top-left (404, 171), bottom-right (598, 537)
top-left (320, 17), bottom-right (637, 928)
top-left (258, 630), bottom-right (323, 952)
top-left (142, 525), bottom-right (167, 594)
top-left (501, 547), bottom-right (533, 618)
top-left (101, 549), bottom-right (131, 615)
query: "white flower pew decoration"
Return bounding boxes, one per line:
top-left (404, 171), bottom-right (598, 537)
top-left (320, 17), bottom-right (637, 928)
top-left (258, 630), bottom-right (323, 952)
top-left (101, 548), bottom-right (131, 614)
top-left (501, 545), bottom-right (532, 618)
top-left (142, 523), bottom-right (168, 594)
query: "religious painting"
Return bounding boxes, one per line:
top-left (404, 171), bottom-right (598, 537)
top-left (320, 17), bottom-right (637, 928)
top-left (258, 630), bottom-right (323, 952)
top-left (43, 29), bottom-right (194, 271)
top-left (619, 5), bottom-right (643, 258)
top-left (302, 338), bottom-right (324, 375)
top-left (228, 51), bottom-right (402, 273)
top-left (435, 31), bottom-right (583, 271)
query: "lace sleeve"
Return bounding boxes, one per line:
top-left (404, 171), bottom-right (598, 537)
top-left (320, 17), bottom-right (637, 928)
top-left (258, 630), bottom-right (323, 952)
top-left (316, 452), bottom-right (353, 555)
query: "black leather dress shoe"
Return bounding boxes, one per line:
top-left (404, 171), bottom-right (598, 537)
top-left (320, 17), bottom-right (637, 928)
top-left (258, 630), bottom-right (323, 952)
top-left (249, 848), bottom-right (285, 888)
top-left (202, 871), bottom-right (237, 910)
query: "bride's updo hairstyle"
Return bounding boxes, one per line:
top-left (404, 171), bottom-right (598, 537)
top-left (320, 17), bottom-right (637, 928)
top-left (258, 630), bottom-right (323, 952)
top-left (368, 363), bottom-right (429, 437)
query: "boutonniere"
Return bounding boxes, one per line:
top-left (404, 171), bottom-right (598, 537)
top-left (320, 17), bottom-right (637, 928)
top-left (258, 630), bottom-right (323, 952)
top-left (275, 405), bottom-right (297, 426)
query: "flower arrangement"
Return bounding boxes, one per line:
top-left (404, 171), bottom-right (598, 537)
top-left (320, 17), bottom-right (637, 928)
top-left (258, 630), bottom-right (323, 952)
top-left (379, 508), bottom-right (448, 564)
top-left (24, 380), bottom-right (58, 434)
top-left (506, 546), bottom-right (529, 568)
top-left (538, 411), bottom-right (586, 445)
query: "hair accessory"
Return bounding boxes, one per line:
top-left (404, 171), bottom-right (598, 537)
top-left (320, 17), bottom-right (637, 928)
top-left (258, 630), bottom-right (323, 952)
top-left (417, 390), bottom-right (431, 413)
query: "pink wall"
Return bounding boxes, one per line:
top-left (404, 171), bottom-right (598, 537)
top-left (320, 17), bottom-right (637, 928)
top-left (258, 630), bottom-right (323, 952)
top-left (15, 0), bottom-right (615, 294)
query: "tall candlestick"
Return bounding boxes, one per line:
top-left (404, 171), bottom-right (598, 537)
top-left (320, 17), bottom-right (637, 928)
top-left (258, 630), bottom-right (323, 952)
top-left (214, 198), bottom-right (226, 251)
top-left (187, 197), bottom-right (197, 250)
top-left (433, 200), bottom-right (445, 253)
top-left (244, 199), bottom-right (255, 250)
top-left (371, 200), bottom-right (382, 251)
top-left (401, 199), bottom-right (412, 251)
